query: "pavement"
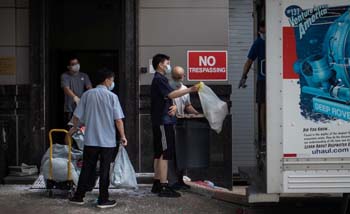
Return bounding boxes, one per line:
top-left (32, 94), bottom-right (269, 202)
top-left (0, 185), bottom-right (237, 214)
top-left (0, 184), bottom-right (344, 214)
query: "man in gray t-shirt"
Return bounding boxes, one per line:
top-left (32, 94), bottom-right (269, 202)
top-left (61, 57), bottom-right (92, 125)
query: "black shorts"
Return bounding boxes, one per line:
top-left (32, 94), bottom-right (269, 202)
top-left (152, 125), bottom-right (175, 160)
top-left (256, 80), bottom-right (266, 104)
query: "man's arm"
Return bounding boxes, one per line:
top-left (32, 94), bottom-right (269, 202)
top-left (115, 119), bottom-right (127, 146)
top-left (238, 59), bottom-right (254, 89)
top-left (185, 104), bottom-right (199, 114)
top-left (168, 85), bottom-right (199, 99)
top-left (63, 87), bottom-right (78, 98)
top-left (242, 59), bottom-right (254, 79)
top-left (63, 87), bottom-right (80, 103)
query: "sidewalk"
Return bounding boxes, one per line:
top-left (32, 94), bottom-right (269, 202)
top-left (0, 185), bottom-right (237, 214)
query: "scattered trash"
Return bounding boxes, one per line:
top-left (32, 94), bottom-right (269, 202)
top-left (204, 180), bottom-right (215, 188)
top-left (192, 180), bottom-right (227, 190)
top-left (183, 176), bottom-right (192, 182)
top-left (8, 163), bottom-right (38, 176)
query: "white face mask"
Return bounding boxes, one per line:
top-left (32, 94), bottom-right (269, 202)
top-left (165, 64), bottom-right (172, 74)
top-left (71, 64), bottom-right (80, 73)
top-left (108, 81), bottom-right (115, 91)
top-left (259, 32), bottom-right (266, 41)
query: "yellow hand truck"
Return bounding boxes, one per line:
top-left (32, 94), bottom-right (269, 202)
top-left (46, 129), bottom-right (74, 198)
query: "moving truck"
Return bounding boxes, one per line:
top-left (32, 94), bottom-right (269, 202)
top-left (237, 0), bottom-right (350, 209)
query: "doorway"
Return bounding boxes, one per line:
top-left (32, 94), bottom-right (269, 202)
top-left (45, 0), bottom-right (139, 170)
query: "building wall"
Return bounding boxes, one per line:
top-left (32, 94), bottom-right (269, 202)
top-left (0, 0), bottom-right (30, 85)
top-left (229, 0), bottom-right (256, 171)
top-left (0, 0), bottom-right (32, 170)
top-left (138, 1), bottom-right (233, 187)
top-left (138, 0), bottom-right (229, 85)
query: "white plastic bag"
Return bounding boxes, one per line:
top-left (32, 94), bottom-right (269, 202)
top-left (40, 144), bottom-right (83, 185)
top-left (72, 128), bottom-right (85, 150)
top-left (198, 82), bottom-right (228, 133)
top-left (111, 145), bottom-right (138, 189)
top-left (41, 158), bottom-right (79, 185)
top-left (40, 144), bottom-right (83, 167)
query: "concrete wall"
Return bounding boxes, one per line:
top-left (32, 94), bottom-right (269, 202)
top-left (229, 0), bottom-right (256, 171)
top-left (0, 0), bottom-right (30, 85)
top-left (139, 0), bottom-right (229, 85)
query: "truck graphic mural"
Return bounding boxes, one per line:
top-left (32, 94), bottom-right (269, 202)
top-left (284, 5), bottom-right (350, 122)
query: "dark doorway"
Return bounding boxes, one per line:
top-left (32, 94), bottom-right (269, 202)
top-left (45, 0), bottom-right (139, 170)
top-left (47, 0), bottom-right (123, 130)
top-left (49, 50), bottom-right (119, 129)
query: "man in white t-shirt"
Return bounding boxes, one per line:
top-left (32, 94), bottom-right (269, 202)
top-left (170, 66), bottom-right (199, 116)
top-left (168, 66), bottom-right (199, 191)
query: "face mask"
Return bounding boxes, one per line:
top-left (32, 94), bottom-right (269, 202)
top-left (165, 64), bottom-right (172, 74)
top-left (259, 32), bottom-right (266, 41)
top-left (169, 79), bottom-right (182, 89)
top-left (108, 82), bottom-right (115, 91)
top-left (71, 64), bottom-right (80, 73)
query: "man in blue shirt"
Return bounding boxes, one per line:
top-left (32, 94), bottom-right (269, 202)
top-left (68, 68), bottom-right (127, 209)
top-left (238, 21), bottom-right (266, 142)
top-left (150, 54), bottom-right (199, 197)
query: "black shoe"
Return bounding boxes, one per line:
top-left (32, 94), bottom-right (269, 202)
top-left (97, 200), bottom-right (117, 209)
top-left (69, 196), bottom-right (84, 205)
top-left (171, 182), bottom-right (191, 191)
top-left (158, 185), bottom-right (181, 198)
top-left (151, 180), bottom-right (161, 194)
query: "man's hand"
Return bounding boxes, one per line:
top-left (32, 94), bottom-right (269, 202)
top-left (120, 137), bottom-right (128, 146)
top-left (168, 105), bottom-right (177, 116)
top-left (238, 77), bottom-right (247, 89)
top-left (73, 96), bottom-right (80, 104)
top-left (68, 126), bottom-right (78, 136)
top-left (190, 84), bottom-right (200, 93)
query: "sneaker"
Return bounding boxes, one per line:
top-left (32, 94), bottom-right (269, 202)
top-left (151, 180), bottom-right (161, 194)
top-left (69, 196), bottom-right (84, 205)
top-left (97, 200), bottom-right (117, 209)
top-left (171, 182), bottom-right (191, 191)
top-left (158, 185), bottom-right (181, 198)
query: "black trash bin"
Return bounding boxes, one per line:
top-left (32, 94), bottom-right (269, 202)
top-left (175, 116), bottom-right (210, 169)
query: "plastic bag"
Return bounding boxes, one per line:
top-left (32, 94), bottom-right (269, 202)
top-left (111, 145), bottom-right (138, 189)
top-left (40, 144), bottom-right (83, 184)
top-left (198, 82), bottom-right (228, 134)
top-left (40, 144), bottom-right (83, 169)
top-left (41, 158), bottom-right (79, 185)
top-left (72, 127), bottom-right (85, 150)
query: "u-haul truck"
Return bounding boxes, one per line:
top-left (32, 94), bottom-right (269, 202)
top-left (247, 0), bottom-right (350, 203)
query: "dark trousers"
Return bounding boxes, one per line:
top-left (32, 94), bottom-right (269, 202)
top-left (168, 126), bottom-right (184, 185)
top-left (64, 112), bottom-right (73, 129)
top-left (168, 159), bottom-right (185, 185)
top-left (75, 146), bottom-right (116, 202)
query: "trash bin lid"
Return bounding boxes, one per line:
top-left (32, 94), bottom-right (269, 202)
top-left (176, 114), bottom-right (205, 119)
